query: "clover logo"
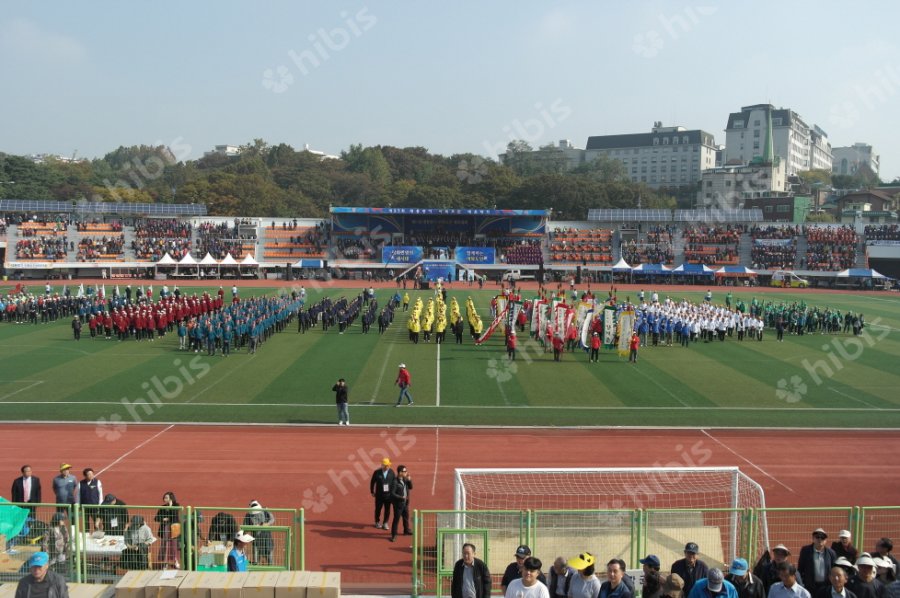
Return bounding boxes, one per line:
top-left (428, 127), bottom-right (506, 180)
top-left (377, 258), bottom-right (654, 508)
top-left (457, 157), bottom-right (489, 185)
top-left (262, 66), bottom-right (294, 94)
top-left (95, 413), bottom-right (127, 441)
top-left (301, 485), bottom-right (333, 514)
top-left (487, 358), bottom-right (518, 383)
top-left (632, 31), bottom-right (664, 58)
top-left (828, 101), bottom-right (859, 129)
top-left (775, 375), bottom-right (807, 403)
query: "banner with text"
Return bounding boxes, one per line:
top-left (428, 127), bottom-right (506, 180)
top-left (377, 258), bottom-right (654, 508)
top-left (382, 246), bottom-right (423, 264)
top-left (454, 247), bottom-right (495, 265)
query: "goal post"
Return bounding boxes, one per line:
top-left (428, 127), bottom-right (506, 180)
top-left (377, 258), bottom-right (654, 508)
top-left (453, 467), bottom-right (768, 564)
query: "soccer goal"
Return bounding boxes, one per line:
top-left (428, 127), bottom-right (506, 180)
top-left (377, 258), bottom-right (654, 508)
top-left (453, 467), bottom-right (767, 567)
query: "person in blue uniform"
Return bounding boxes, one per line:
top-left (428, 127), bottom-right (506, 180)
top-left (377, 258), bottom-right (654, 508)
top-left (227, 531), bottom-right (254, 571)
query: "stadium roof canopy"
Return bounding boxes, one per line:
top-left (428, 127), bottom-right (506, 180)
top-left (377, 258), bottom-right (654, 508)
top-left (0, 199), bottom-right (207, 216)
top-left (330, 206), bottom-right (547, 216)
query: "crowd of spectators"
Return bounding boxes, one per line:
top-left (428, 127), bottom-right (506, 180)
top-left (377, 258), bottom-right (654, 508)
top-left (77, 235), bottom-right (125, 261)
top-left (502, 240), bottom-right (543, 265)
top-left (16, 237), bottom-right (67, 259)
top-left (750, 225), bottom-right (800, 240)
top-left (682, 225), bottom-right (744, 245)
top-left (751, 242), bottom-right (796, 270)
top-left (133, 219), bottom-right (192, 238)
top-left (865, 224), bottom-right (900, 242)
top-left (76, 220), bottom-right (123, 232)
top-left (645, 225), bottom-right (675, 245)
top-left (621, 241), bottom-right (674, 265)
top-left (803, 226), bottom-right (859, 271)
top-left (195, 222), bottom-right (256, 259)
top-left (132, 238), bottom-right (192, 261)
top-left (337, 236), bottom-right (383, 260)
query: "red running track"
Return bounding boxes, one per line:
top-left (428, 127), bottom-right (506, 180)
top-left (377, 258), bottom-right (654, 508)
top-left (1, 425), bottom-right (897, 590)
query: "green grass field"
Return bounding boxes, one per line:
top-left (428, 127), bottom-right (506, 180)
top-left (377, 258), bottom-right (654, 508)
top-left (1, 286), bottom-right (899, 428)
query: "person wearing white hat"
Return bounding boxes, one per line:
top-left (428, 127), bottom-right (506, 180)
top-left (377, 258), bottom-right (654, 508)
top-left (758, 545), bottom-right (803, 594)
top-left (832, 532), bottom-right (859, 565)
top-left (872, 557), bottom-right (895, 585)
top-left (227, 531), bottom-right (254, 572)
top-left (395, 364), bottom-right (413, 406)
top-left (244, 501), bottom-right (275, 565)
top-left (848, 556), bottom-right (883, 598)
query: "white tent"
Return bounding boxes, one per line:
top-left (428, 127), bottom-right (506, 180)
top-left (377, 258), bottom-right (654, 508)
top-left (220, 253), bottom-right (239, 266)
top-left (836, 268), bottom-right (887, 278)
top-left (178, 253), bottom-right (198, 266)
top-left (241, 254), bottom-right (259, 266)
top-left (611, 257), bottom-right (632, 272)
top-left (156, 253), bottom-right (177, 266)
top-left (199, 253), bottom-right (219, 266)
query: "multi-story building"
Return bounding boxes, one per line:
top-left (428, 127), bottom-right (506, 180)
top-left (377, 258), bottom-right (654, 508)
top-left (832, 143), bottom-right (880, 177)
top-left (584, 122), bottom-right (717, 188)
top-left (203, 145), bottom-right (242, 158)
top-left (724, 104), bottom-right (832, 176)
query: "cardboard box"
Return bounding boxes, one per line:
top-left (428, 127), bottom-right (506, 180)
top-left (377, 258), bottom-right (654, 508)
top-left (144, 569), bottom-right (191, 598)
top-left (275, 571), bottom-right (309, 598)
top-left (115, 570), bottom-right (159, 598)
top-left (304, 573), bottom-right (340, 598)
top-left (242, 571), bottom-right (281, 598)
top-left (0, 584), bottom-right (19, 598)
top-left (177, 572), bottom-right (216, 598)
top-left (68, 583), bottom-right (117, 598)
top-left (198, 543), bottom-right (230, 568)
top-left (208, 572), bottom-right (248, 598)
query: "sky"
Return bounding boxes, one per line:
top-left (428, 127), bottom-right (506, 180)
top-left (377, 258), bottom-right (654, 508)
top-left (1, 1), bottom-right (899, 180)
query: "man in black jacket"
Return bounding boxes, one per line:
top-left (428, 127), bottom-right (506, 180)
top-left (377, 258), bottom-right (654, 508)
top-left (15, 551), bottom-right (68, 598)
top-left (451, 543), bottom-right (491, 598)
top-left (798, 528), bottom-right (837, 595)
top-left (332, 379), bottom-right (349, 426)
top-left (726, 558), bottom-right (764, 598)
top-left (671, 542), bottom-right (709, 597)
top-left (369, 458), bottom-right (395, 530)
top-left (388, 465), bottom-right (413, 542)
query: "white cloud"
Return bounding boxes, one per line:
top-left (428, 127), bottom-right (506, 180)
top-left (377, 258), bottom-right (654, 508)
top-left (0, 17), bottom-right (87, 64)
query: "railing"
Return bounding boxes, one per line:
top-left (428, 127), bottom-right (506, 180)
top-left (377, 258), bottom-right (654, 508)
top-left (0, 502), bottom-right (304, 585)
top-left (413, 506), bottom-right (882, 597)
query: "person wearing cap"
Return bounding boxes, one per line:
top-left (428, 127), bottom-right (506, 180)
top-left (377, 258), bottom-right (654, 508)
top-left (452, 543), bottom-right (492, 598)
top-left (15, 551), bottom-right (68, 598)
top-left (726, 558), bottom-right (764, 598)
top-left (51, 464), bottom-right (78, 511)
top-left (688, 568), bottom-right (738, 598)
top-left (799, 529), bottom-right (838, 595)
top-left (507, 330), bottom-right (517, 361)
top-left (832, 532), bottom-right (859, 565)
top-left (395, 364), bottom-right (413, 406)
top-left (815, 566), bottom-right (858, 598)
top-left (548, 557), bottom-right (575, 598)
top-left (228, 531), bottom-right (254, 572)
top-left (244, 501), bottom-right (276, 565)
top-left (672, 542), bottom-right (710, 597)
top-left (503, 545), bottom-right (548, 593)
top-left (600, 559), bottom-right (632, 598)
top-left (756, 545), bottom-right (803, 594)
top-left (506, 556), bottom-right (550, 598)
top-left (590, 331), bottom-right (601, 363)
top-left (98, 494), bottom-right (128, 533)
top-left (663, 574), bottom-right (687, 598)
top-left (769, 563), bottom-right (811, 598)
top-left (832, 558), bottom-right (857, 582)
top-left (370, 458), bottom-right (396, 530)
top-left (567, 552), bottom-right (601, 598)
top-left (847, 556), bottom-right (882, 598)
top-left (388, 465), bottom-right (413, 542)
top-left (641, 555), bottom-right (664, 598)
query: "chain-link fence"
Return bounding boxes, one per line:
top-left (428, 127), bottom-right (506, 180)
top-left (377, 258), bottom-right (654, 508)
top-left (642, 508), bottom-right (747, 570)
top-left (0, 502), bottom-right (74, 584)
top-left (0, 502), bottom-right (304, 585)
top-left (857, 507), bottom-right (897, 557)
top-left (748, 508), bottom-right (856, 565)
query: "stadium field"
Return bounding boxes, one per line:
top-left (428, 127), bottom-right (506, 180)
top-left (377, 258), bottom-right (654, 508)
top-left (1, 284), bottom-right (899, 429)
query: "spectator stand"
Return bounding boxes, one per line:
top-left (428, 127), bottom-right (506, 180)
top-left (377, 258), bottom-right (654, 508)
top-left (682, 225), bottom-right (743, 266)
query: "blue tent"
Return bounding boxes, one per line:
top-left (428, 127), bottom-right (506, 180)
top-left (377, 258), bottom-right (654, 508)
top-left (672, 263), bottom-right (715, 276)
top-left (631, 263), bottom-right (670, 273)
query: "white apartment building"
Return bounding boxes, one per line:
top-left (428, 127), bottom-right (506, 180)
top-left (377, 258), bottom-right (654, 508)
top-left (697, 161), bottom-right (787, 209)
top-left (583, 122), bottom-right (717, 188)
top-left (832, 143), bottom-right (880, 177)
top-left (724, 104), bottom-right (832, 176)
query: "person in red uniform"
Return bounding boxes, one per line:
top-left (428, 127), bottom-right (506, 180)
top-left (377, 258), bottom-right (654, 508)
top-left (590, 331), bottom-right (601, 363)
top-left (629, 331), bottom-right (640, 363)
top-left (552, 335), bottom-right (564, 361)
top-left (506, 331), bottom-right (517, 361)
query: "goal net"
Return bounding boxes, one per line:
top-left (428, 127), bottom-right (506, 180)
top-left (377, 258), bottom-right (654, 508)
top-left (452, 467), bottom-right (767, 568)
